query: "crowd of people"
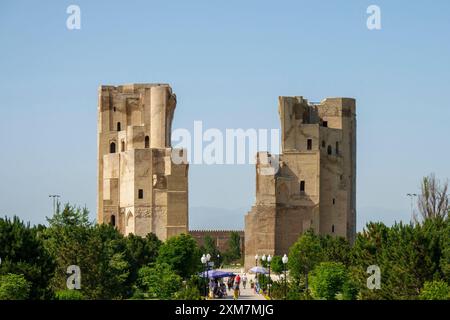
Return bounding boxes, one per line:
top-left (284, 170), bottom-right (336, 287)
top-left (208, 273), bottom-right (249, 300)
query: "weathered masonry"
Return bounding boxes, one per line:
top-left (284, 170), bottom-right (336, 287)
top-left (97, 84), bottom-right (188, 241)
top-left (244, 96), bottom-right (356, 269)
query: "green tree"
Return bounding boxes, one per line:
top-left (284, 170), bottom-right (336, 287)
top-left (135, 263), bottom-right (182, 299)
top-left (0, 216), bottom-right (55, 299)
top-left (308, 262), bottom-right (348, 300)
top-left (224, 231), bottom-right (241, 263)
top-left (173, 279), bottom-right (202, 300)
top-left (270, 255), bottom-right (284, 275)
top-left (320, 235), bottom-right (352, 266)
top-left (419, 280), bottom-right (450, 300)
top-left (351, 218), bottom-right (449, 299)
top-left (44, 204), bottom-right (131, 299)
top-left (340, 273), bottom-right (359, 300)
top-left (439, 217), bottom-right (450, 282)
top-left (288, 230), bottom-right (325, 288)
top-left (125, 233), bottom-right (161, 273)
top-left (157, 233), bottom-right (202, 279)
top-left (203, 235), bottom-right (221, 266)
top-left (123, 232), bottom-right (161, 293)
top-left (415, 173), bottom-right (448, 222)
top-left (0, 273), bottom-right (31, 300)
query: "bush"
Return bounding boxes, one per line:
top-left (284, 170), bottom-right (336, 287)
top-left (0, 273), bottom-right (31, 300)
top-left (269, 256), bottom-right (284, 275)
top-left (0, 216), bottom-right (55, 299)
top-left (54, 289), bottom-right (84, 300)
top-left (268, 280), bottom-right (311, 300)
top-left (351, 219), bottom-right (449, 299)
top-left (44, 204), bottom-right (131, 299)
top-left (157, 234), bottom-right (202, 279)
top-left (174, 283), bottom-right (202, 300)
top-left (419, 280), bottom-right (450, 300)
top-left (309, 262), bottom-right (348, 300)
top-left (341, 278), bottom-right (359, 300)
top-left (288, 230), bottom-right (324, 284)
top-left (135, 263), bottom-right (182, 299)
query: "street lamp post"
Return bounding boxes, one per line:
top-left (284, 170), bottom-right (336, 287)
top-left (267, 254), bottom-right (272, 299)
top-left (205, 253), bottom-right (211, 298)
top-left (201, 254), bottom-right (207, 298)
top-left (217, 254), bottom-right (220, 268)
top-left (282, 254), bottom-right (288, 300)
top-left (254, 254), bottom-right (259, 291)
top-left (406, 193), bottom-right (418, 220)
top-left (48, 194), bottom-right (61, 215)
top-left (206, 253), bottom-right (211, 271)
top-left (261, 254), bottom-right (266, 294)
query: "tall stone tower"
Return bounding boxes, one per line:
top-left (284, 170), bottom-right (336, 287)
top-left (244, 96), bottom-right (356, 270)
top-left (97, 83), bottom-right (188, 241)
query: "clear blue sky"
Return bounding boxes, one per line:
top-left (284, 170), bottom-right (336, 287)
top-left (1, 0), bottom-right (449, 230)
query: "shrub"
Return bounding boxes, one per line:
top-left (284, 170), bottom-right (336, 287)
top-left (136, 263), bottom-right (182, 299)
top-left (0, 273), bottom-right (31, 300)
top-left (309, 262), bottom-right (348, 300)
top-left (419, 280), bottom-right (450, 300)
top-left (54, 289), bottom-right (84, 300)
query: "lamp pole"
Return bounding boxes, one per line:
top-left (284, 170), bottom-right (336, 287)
top-left (406, 193), bottom-right (417, 220)
top-left (282, 254), bottom-right (288, 300)
top-left (201, 254), bottom-right (207, 298)
top-left (48, 194), bottom-right (61, 215)
top-left (254, 254), bottom-right (259, 289)
top-left (261, 254), bottom-right (266, 293)
top-left (206, 253), bottom-right (211, 271)
top-left (206, 253), bottom-right (211, 297)
top-left (267, 254), bottom-right (272, 299)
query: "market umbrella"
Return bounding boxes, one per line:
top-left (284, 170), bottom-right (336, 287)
top-left (199, 270), bottom-right (236, 279)
top-left (249, 266), bottom-right (268, 274)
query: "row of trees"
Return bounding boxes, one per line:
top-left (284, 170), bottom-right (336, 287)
top-left (1, 209), bottom-right (448, 300)
top-left (201, 232), bottom-right (242, 267)
top-left (0, 173), bottom-right (448, 300)
top-left (255, 217), bottom-right (449, 300)
top-left (0, 204), bottom-right (205, 300)
top-left (0, 203), bottom-right (245, 300)
top-left (254, 174), bottom-right (449, 300)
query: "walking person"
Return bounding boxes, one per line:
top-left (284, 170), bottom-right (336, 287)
top-left (235, 274), bottom-right (241, 297)
top-left (209, 278), bottom-right (215, 299)
top-left (233, 278), bottom-right (240, 300)
top-left (227, 276), bottom-right (234, 292)
top-left (254, 276), bottom-right (260, 294)
top-left (242, 273), bottom-right (248, 289)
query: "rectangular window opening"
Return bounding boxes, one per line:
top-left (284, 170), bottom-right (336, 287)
top-left (300, 180), bottom-right (305, 193)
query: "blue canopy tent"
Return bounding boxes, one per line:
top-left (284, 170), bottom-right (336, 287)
top-left (199, 270), bottom-right (236, 279)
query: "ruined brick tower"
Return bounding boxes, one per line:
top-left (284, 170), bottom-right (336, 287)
top-left (97, 84), bottom-right (188, 240)
top-left (244, 96), bottom-right (356, 270)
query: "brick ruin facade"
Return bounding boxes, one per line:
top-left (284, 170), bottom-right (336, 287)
top-left (97, 83), bottom-right (188, 241)
top-left (244, 96), bottom-right (356, 270)
top-left (96, 86), bottom-right (356, 271)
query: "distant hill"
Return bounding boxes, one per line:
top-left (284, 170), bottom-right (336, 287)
top-left (189, 206), bottom-right (247, 230)
top-left (357, 206), bottom-right (410, 231)
top-left (189, 205), bottom-right (411, 233)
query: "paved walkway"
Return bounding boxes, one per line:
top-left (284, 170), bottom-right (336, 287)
top-left (213, 268), bottom-right (266, 301)
top-left (223, 284), bottom-right (265, 300)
